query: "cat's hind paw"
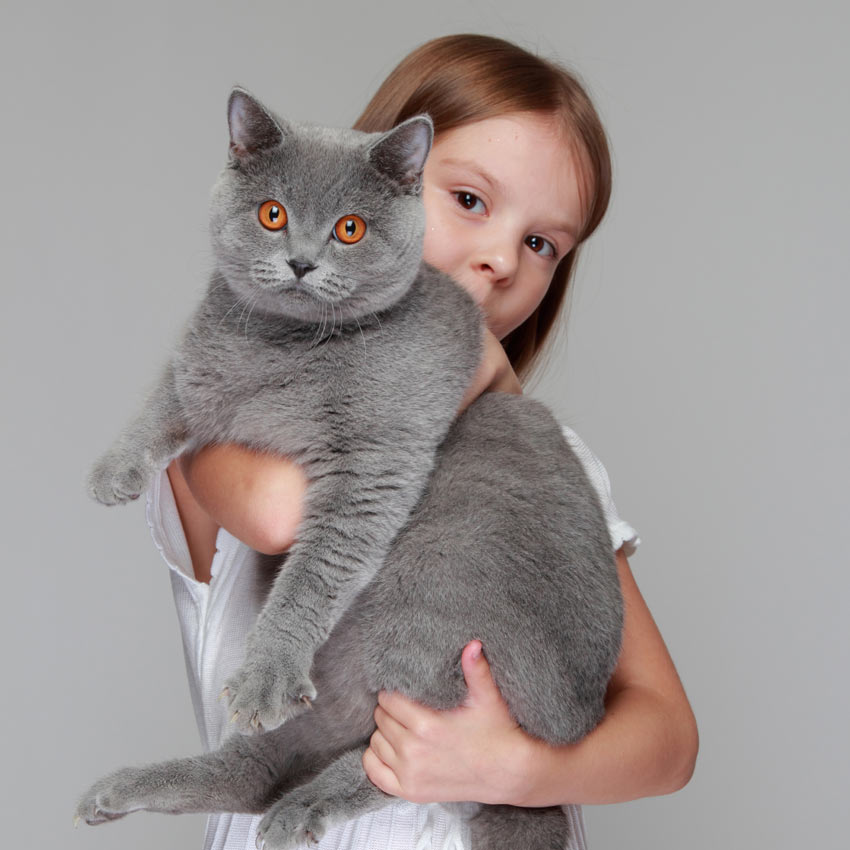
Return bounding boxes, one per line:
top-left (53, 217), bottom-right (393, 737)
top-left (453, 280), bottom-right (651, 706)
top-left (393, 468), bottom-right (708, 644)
top-left (223, 658), bottom-right (317, 735)
top-left (256, 796), bottom-right (328, 850)
top-left (74, 769), bottom-right (145, 826)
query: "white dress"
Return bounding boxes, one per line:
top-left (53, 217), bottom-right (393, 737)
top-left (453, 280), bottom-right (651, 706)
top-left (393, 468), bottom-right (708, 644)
top-left (145, 425), bottom-right (639, 850)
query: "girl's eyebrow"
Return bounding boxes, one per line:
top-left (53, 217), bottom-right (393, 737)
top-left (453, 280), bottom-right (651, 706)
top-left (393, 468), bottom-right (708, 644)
top-left (438, 157), bottom-right (506, 196)
top-left (437, 156), bottom-right (579, 241)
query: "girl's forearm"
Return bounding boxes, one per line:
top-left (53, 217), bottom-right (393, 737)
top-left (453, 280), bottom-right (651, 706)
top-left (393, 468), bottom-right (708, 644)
top-left (179, 444), bottom-right (307, 555)
top-left (510, 683), bottom-right (698, 807)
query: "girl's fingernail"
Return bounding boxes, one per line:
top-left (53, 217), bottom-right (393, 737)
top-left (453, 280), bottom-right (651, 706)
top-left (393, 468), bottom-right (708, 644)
top-left (471, 641), bottom-right (481, 660)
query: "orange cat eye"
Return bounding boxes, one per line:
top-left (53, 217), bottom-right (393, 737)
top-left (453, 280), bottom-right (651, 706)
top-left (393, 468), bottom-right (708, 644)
top-left (334, 215), bottom-right (367, 244)
top-left (258, 200), bottom-right (288, 231)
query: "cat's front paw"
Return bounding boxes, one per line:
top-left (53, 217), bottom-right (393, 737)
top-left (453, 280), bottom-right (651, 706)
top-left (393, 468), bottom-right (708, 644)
top-left (223, 655), bottom-right (317, 734)
top-left (74, 767), bottom-right (150, 826)
top-left (87, 449), bottom-right (156, 505)
top-left (256, 795), bottom-right (329, 850)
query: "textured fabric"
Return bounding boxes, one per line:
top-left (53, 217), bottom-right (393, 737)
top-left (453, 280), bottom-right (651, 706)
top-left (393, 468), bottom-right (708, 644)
top-left (145, 425), bottom-right (638, 850)
top-left (561, 426), bottom-right (640, 556)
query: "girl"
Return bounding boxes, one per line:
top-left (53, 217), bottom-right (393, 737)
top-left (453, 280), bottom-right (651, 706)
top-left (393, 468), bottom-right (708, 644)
top-left (152, 33), bottom-right (698, 850)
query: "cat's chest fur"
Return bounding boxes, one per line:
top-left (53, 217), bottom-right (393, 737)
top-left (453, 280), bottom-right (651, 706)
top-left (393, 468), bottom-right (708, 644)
top-left (172, 265), bottom-right (482, 465)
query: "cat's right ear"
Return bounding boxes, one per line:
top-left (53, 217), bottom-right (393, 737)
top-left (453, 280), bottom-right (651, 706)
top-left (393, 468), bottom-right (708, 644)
top-left (367, 115), bottom-right (434, 192)
top-left (227, 88), bottom-right (286, 164)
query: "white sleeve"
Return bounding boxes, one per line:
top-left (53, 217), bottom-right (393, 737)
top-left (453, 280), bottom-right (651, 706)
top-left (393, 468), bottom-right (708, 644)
top-left (561, 425), bottom-right (640, 556)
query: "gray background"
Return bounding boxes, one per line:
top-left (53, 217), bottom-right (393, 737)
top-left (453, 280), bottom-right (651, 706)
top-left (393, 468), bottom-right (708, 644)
top-left (2, 0), bottom-right (847, 848)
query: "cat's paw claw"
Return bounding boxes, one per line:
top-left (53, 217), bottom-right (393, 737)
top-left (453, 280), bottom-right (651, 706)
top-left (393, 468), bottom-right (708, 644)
top-left (223, 661), bottom-right (316, 734)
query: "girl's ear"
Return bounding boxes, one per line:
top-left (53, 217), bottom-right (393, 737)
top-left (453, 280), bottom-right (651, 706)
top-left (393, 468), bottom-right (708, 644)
top-left (367, 115), bottom-right (434, 192)
top-left (227, 87), bottom-right (287, 163)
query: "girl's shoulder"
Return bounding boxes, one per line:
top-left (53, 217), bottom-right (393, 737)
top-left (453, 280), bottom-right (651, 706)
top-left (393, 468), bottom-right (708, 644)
top-left (560, 424), bottom-right (640, 556)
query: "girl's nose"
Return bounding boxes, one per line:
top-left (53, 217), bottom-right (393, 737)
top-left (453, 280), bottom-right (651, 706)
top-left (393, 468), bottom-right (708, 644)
top-left (471, 241), bottom-right (518, 286)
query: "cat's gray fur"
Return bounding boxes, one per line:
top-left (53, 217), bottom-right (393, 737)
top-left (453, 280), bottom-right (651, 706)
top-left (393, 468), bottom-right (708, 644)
top-left (77, 89), bottom-right (623, 850)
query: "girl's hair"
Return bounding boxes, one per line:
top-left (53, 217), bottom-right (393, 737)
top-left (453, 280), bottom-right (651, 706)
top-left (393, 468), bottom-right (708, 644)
top-left (353, 34), bottom-right (612, 383)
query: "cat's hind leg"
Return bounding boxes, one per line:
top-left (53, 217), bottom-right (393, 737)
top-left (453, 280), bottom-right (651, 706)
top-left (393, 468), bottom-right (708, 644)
top-left (256, 747), bottom-right (389, 850)
top-left (75, 731), bottom-right (309, 826)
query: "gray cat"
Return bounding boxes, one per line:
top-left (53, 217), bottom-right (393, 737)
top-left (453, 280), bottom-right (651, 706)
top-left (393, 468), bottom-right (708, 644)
top-left (77, 88), bottom-right (623, 850)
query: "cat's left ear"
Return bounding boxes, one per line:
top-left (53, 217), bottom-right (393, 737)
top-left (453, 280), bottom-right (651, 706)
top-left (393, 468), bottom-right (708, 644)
top-left (367, 115), bottom-right (434, 192)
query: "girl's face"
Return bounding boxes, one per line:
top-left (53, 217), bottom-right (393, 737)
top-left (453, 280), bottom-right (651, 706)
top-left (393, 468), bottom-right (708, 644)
top-left (421, 112), bottom-right (586, 341)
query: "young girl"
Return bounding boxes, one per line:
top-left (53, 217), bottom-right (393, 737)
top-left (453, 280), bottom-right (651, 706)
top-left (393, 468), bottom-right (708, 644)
top-left (151, 33), bottom-right (698, 850)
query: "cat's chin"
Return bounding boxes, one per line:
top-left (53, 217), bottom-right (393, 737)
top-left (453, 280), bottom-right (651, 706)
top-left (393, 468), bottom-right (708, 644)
top-left (227, 282), bottom-right (346, 325)
top-left (228, 277), bottom-right (409, 325)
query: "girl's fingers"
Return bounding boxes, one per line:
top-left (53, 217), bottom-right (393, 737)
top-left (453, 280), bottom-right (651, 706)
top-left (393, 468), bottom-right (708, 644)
top-left (374, 703), bottom-right (409, 746)
top-left (362, 745), bottom-right (402, 796)
top-left (460, 640), bottom-right (500, 703)
top-left (377, 689), bottom-right (437, 730)
top-left (368, 727), bottom-right (398, 769)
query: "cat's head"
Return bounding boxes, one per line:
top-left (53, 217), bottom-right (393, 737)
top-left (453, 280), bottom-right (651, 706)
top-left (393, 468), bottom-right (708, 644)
top-left (209, 88), bottom-right (433, 323)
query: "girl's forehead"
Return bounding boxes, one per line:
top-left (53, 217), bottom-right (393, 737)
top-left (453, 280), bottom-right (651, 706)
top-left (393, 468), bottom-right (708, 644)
top-left (435, 111), bottom-right (564, 145)
top-left (427, 112), bottom-right (587, 236)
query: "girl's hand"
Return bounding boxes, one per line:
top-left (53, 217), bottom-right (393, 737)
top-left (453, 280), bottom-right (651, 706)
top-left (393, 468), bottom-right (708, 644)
top-left (362, 641), bottom-right (534, 805)
top-left (458, 328), bottom-right (522, 414)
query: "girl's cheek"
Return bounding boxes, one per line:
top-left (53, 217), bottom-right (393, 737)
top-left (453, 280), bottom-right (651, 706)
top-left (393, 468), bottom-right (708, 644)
top-left (422, 221), bottom-right (455, 272)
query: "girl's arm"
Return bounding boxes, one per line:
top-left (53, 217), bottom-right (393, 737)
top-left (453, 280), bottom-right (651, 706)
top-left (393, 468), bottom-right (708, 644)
top-left (165, 449), bottom-right (307, 585)
top-left (172, 446), bottom-right (307, 559)
top-left (363, 549), bottom-right (699, 805)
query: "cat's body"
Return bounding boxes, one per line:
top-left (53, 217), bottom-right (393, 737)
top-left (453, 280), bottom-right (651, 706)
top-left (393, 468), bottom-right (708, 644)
top-left (78, 89), bottom-right (623, 849)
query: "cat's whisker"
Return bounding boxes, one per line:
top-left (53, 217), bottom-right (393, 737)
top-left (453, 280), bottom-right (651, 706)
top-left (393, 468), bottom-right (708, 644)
top-left (320, 303), bottom-right (333, 350)
top-left (317, 302), bottom-right (330, 348)
top-left (311, 303), bottom-right (326, 348)
top-left (237, 294), bottom-right (252, 331)
top-left (217, 294), bottom-right (248, 330)
top-left (353, 313), bottom-right (367, 357)
top-left (243, 295), bottom-right (260, 340)
top-left (320, 302), bottom-right (337, 352)
top-left (207, 278), bottom-right (230, 296)
top-left (324, 301), bottom-right (332, 339)
top-left (319, 302), bottom-right (333, 343)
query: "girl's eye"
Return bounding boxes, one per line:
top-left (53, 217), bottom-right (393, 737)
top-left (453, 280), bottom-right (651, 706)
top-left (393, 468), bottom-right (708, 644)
top-left (333, 215), bottom-right (367, 244)
top-left (454, 191), bottom-right (486, 214)
top-left (258, 200), bottom-right (287, 231)
top-left (525, 235), bottom-right (556, 258)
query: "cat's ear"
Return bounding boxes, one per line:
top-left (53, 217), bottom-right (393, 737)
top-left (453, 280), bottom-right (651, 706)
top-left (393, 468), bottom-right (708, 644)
top-left (367, 115), bottom-right (434, 192)
top-left (227, 87), bottom-right (287, 163)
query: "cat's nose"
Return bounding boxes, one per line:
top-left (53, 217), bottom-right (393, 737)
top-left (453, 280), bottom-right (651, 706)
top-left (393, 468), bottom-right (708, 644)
top-left (287, 260), bottom-right (317, 279)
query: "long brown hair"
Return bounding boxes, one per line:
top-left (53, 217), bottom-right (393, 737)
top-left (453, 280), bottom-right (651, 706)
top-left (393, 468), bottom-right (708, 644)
top-left (353, 34), bottom-right (612, 384)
